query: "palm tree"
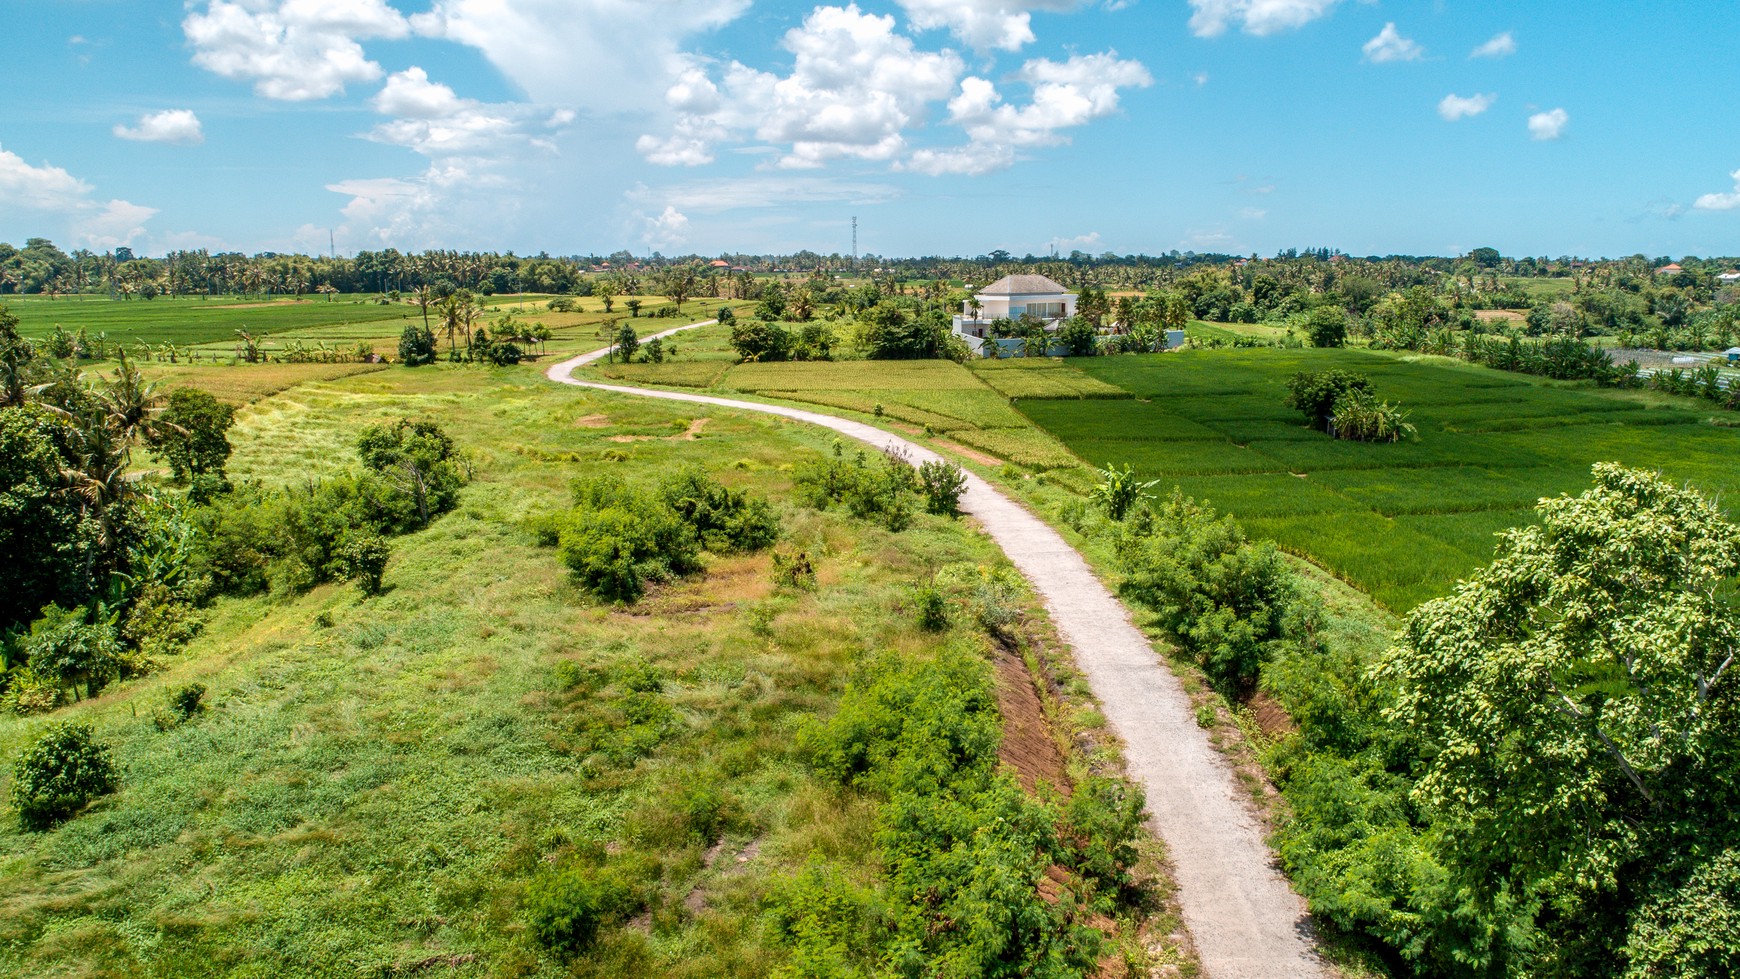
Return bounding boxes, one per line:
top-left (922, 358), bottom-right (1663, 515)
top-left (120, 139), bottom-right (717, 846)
top-left (90, 351), bottom-right (172, 448)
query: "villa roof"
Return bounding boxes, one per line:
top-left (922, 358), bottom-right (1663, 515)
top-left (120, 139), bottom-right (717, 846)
top-left (978, 274), bottom-right (1072, 296)
top-left (1657, 264), bottom-right (1684, 273)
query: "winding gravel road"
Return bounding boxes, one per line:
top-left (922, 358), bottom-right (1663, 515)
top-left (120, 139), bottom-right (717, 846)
top-left (548, 325), bottom-right (1327, 979)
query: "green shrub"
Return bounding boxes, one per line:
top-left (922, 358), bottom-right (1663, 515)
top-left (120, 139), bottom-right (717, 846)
top-left (397, 324), bottom-right (438, 366)
top-left (656, 466), bottom-right (780, 552)
top-left (1059, 317), bottom-right (1100, 357)
top-left (11, 721), bottom-right (120, 830)
top-left (1305, 306), bottom-right (1348, 348)
top-left (1090, 462), bottom-right (1159, 522)
top-left (23, 604), bottom-right (123, 701)
top-left (728, 319), bottom-right (792, 362)
top-left (147, 388), bottom-right (237, 485)
top-left (524, 864), bottom-right (644, 956)
top-left (1330, 388), bottom-right (1417, 443)
top-left (772, 548), bottom-right (816, 589)
top-left (794, 447), bottom-right (916, 532)
top-left (154, 682), bottom-right (208, 731)
top-left (335, 531), bottom-right (390, 595)
top-left (1286, 369), bottom-right (1372, 432)
top-left (917, 459), bottom-right (967, 517)
top-left (556, 505), bottom-right (699, 603)
top-left (1117, 492), bottom-right (1305, 694)
top-left (912, 584), bottom-right (948, 632)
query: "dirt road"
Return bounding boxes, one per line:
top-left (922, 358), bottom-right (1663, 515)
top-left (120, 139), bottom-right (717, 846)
top-left (547, 326), bottom-right (1327, 979)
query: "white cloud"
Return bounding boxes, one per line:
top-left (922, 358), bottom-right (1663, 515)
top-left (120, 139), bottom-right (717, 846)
top-left (1363, 23), bottom-right (1423, 63)
top-left (1694, 168), bottom-right (1740, 211)
top-left (1239, 207), bottom-right (1267, 219)
top-left (1187, 0), bottom-right (1341, 38)
top-left (1192, 71), bottom-right (1210, 86)
top-left (0, 143), bottom-right (156, 249)
top-left (1438, 93), bottom-right (1494, 121)
top-left (943, 50), bottom-right (1151, 149)
top-left (896, 0), bottom-right (1082, 52)
top-left (114, 109), bottom-right (206, 145)
top-left (412, 0), bottom-right (750, 114)
top-left (184, 0), bottom-right (410, 101)
top-left (634, 175), bottom-right (901, 213)
top-left (1470, 31), bottom-right (1516, 59)
top-left (641, 205), bottom-right (690, 249)
top-left (1528, 107), bottom-right (1568, 141)
top-left (1049, 231), bottom-right (1101, 251)
top-left (637, 5), bottom-right (964, 170)
top-left (902, 143), bottom-right (1015, 175)
top-left (366, 67), bottom-right (568, 159)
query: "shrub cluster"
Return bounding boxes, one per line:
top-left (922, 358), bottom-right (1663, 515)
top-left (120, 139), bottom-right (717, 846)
top-left (793, 444), bottom-right (918, 531)
top-left (781, 645), bottom-right (1145, 975)
top-left (538, 466), bottom-right (778, 603)
top-left (728, 320), bottom-right (835, 362)
top-left (1117, 491), bottom-right (1311, 694)
top-left (1287, 369), bottom-right (1415, 442)
top-left (10, 721), bottom-right (119, 830)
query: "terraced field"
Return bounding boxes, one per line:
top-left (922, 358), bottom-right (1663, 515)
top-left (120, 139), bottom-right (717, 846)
top-left (1015, 349), bottom-right (1740, 610)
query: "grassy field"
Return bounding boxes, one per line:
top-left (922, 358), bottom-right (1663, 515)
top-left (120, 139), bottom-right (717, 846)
top-left (0, 363), bottom-right (1184, 976)
top-left (5, 295), bottom-right (418, 346)
top-left (1016, 348), bottom-right (1740, 610)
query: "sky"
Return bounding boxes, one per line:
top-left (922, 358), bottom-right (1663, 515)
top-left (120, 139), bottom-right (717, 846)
top-left (2, 0), bottom-right (1737, 260)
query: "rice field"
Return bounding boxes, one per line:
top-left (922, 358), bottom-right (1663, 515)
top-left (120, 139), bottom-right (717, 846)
top-left (1018, 348), bottom-right (1740, 610)
top-left (5, 294), bottom-right (417, 345)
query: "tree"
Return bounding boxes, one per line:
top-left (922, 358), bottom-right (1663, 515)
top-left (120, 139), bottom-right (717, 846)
top-left (23, 603), bottom-right (123, 701)
top-left (1058, 317), bottom-right (1099, 357)
top-left (1285, 369), bottom-right (1371, 432)
top-left (625, 299), bottom-right (642, 318)
top-left (1304, 306), bottom-right (1348, 348)
top-left (355, 419), bottom-right (464, 527)
top-left (0, 407), bottom-right (98, 629)
top-left (596, 279), bottom-right (618, 313)
top-left (729, 320), bottom-right (791, 362)
top-left (1376, 465), bottom-right (1740, 973)
top-left (11, 721), bottom-right (119, 830)
top-left (147, 388), bottom-right (236, 485)
top-left (398, 323), bottom-right (438, 366)
top-left (613, 322), bottom-right (640, 362)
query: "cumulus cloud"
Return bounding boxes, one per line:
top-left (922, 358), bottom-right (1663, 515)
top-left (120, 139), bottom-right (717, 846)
top-left (1187, 0), bottom-right (1341, 38)
top-left (637, 5), bottom-right (964, 170)
top-left (366, 67), bottom-right (569, 158)
top-left (1471, 31), bottom-right (1516, 59)
top-left (1363, 23), bottom-right (1423, 63)
top-left (114, 109), bottom-right (206, 145)
top-left (1528, 107), bottom-right (1568, 140)
top-left (0, 143), bottom-right (157, 248)
top-left (641, 205), bottom-right (690, 249)
top-left (1438, 93), bottom-right (1494, 121)
top-left (184, 0), bottom-right (409, 100)
top-left (638, 175), bottom-right (901, 213)
top-left (412, 0), bottom-right (749, 113)
top-left (1694, 168), bottom-right (1740, 211)
top-left (896, 0), bottom-right (1082, 52)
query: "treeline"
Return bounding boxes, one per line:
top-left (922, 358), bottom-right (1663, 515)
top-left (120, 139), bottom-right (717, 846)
top-left (1076, 464), bottom-right (1740, 977)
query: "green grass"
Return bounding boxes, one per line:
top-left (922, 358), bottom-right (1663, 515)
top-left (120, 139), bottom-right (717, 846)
top-left (5, 295), bottom-right (418, 346)
top-left (0, 364), bottom-right (1184, 976)
top-left (1016, 348), bottom-right (1740, 610)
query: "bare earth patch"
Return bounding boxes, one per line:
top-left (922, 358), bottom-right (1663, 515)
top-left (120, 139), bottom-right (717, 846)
top-left (994, 645), bottom-right (1070, 794)
top-left (934, 438), bottom-right (1003, 468)
top-left (574, 413), bottom-right (611, 428)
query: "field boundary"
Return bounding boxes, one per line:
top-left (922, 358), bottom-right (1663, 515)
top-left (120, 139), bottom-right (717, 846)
top-left (547, 328), bottom-right (1329, 979)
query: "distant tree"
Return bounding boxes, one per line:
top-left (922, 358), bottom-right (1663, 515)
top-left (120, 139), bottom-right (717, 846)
top-left (1469, 246), bottom-right (1502, 268)
top-left (398, 323), bottom-right (438, 366)
top-left (356, 419), bottom-right (465, 527)
top-left (1304, 306), bottom-right (1348, 348)
top-left (729, 320), bottom-right (792, 362)
top-left (613, 322), bottom-right (640, 362)
top-left (1286, 369), bottom-right (1371, 432)
top-left (625, 299), bottom-right (642, 318)
top-left (147, 388), bottom-right (236, 485)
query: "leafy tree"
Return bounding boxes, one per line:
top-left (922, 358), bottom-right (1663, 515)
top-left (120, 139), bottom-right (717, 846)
top-left (147, 388), bottom-right (236, 485)
top-left (334, 531), bottom-right (390, 595)
top-left (397, 323), bottom-right (437, 366)
top-left (355, 419), bottom-right (464, 527)
top-left (1304, 306), bottom-right (1348, 348)
top-left (917, 459), bottom-right (967, 516)
top-left (1285, 369), bottom-right (1372, 432)
top-left (11, 721), bottom-right (119, 830)
top-left (1377, 465), bottom-right (1740, 973)
top-left (1058, 317), bottom-right (1099, 356)
top-left (624, 299), bottom-right (642, 318)
top-left (0, 406), bottom-right (99, 628)
top-left (23, 604), bottom-right (123, 701)
top-left (728, 320), bottom-right (792, 362)
top-left (1090, 462), bottom-right (1157, 521)
top-left (611, 322), bottom-right (640, 363)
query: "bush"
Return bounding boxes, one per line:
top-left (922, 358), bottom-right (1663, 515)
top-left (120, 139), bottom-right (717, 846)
top-left (524, 864), bottom-right (644, 956)
top-left (24, 604), bottom-right (123, 702)
top-left (1330, 388), bottom-right (1416, 443)
top-left (1117, 492), bottom-right (1305, 694)
top-left (1304, 306), bottom-right (1348, 348)
top-left (154, 682), bottom-right (207, 730)
top-left (335, 531), bottom-right (390, 594)
top-left (656, 466), bottom-right (780, 552)
top-left (11, 721), bottom-right (120, 830)
top-left (917, 459), bottom-right (967, 517)
top-left (728, 320), bottom-right (792, 362)
top-left (912, 584), bottom-right (948, 631)
top-left (772, 548), bottom-right (816, 589)
top-left (1059, 317), bottom-right (1100, 357)
top-left (1091, 462), bottom-right (1159, 522)
top-left (398, 324), bottom-right (438, 366)
top-left (557, 505), bottom-right (699, 603)
top-left (794, 447), bottom-right (916, 532)
top-left (1286, 369), bottom-right (1372, 432)
top-left (613, 322), bottom-right (639, 361)
top-left (148, 388), bottom-right (237, 485)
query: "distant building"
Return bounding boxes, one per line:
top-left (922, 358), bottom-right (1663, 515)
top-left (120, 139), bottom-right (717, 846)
top-left (1718, 270), bottom-right (1740, 284)
top-left (1726, 347), bottom-right (1740, 364)
top-left (1656, 263), bottom-right (1685, 276)
top-left (953, 274), bottom-right (1077, 340)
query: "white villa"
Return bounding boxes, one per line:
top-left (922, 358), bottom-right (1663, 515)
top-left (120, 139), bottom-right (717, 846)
top-left (1718, 270), bottom-right (1740, 284)
top-left (953, 274), bottom-right (1077, 339)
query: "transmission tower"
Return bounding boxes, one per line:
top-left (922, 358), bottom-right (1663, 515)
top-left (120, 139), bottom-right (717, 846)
top-left (852, 216), bottom-right (858, 265)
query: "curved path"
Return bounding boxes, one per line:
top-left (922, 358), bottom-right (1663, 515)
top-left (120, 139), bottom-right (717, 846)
top-left (548, 325), bottom-right (1326, 979)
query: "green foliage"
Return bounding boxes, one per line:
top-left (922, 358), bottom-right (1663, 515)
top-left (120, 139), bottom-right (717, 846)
top-left (1329, 387), bottom-right (1416, 443)
top-left (729, 319), bottom-right (792, 362)
top-left (793, 446), bottom-right (917, 532)
top-left (657, 465), bottom-right (781, 553)
top-left (1058, 317), bottom-right (1099, 357)
top-left (148, 387), bottom-right (237, 484)
top-left (1305, 306), bottom-right (1348, 348)
top-left (153, 681), bottom-right (208, 730)
top-left (524, 863), bottom-right (645, 956)
top-left (355, 418), bottom-right (465, 527)
top-left (23, 604), bottom-right (123, 701)
top-left (772, 547), bottom-right (816, 589)
top-left (1285, 369), bottom-right (1372, 432)
top-left (1622, 848), bottom-right (1740, 978)
top-left (911, 583), bottom-right (948, 632)
top-left (1090, 462), bottom-right (1158, 522)
top-left (1117, 492), bottom-right (1305, 694)
top-left (11, 720), bottom-right (120, 830)
top-left (917, 459), bottom-right (967, 517)
top-left (397, 323), bottom-right (438, 366)
top-left (613, 322), bottom-right (639, 361)
top-left (335, 531), bottom-right (390, 595)
top-left (1374, 465), bottom-right (1740, 973)
top-left (0, 405), bottom-right (102, 629)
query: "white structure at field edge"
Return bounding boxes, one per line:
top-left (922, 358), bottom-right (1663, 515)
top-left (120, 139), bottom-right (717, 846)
top-left (954, 274), bottom-right (1078, 339)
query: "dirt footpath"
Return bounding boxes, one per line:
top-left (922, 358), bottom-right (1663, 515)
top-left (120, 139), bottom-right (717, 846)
top-left (547, 327), bottom-right (1328, 979)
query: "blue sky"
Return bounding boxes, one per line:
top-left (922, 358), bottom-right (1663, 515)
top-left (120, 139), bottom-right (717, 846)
top-left (2, 0), bottom-right (1736, 259)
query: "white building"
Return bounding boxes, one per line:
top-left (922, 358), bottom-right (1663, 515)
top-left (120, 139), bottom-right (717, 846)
top-left (953, 274), bottom-right (1077, 339)
top-left (1717, 270), bottom-right (1740, 284)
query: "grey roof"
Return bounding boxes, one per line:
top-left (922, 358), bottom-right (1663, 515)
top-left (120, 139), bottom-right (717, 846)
top-left (978, 274), bottom-right (1073, 296)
